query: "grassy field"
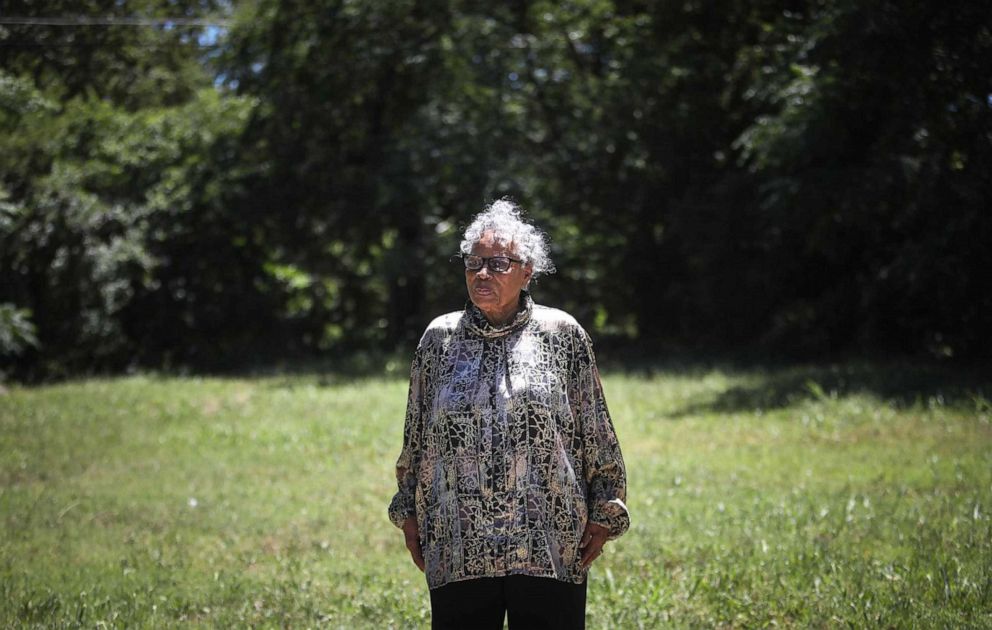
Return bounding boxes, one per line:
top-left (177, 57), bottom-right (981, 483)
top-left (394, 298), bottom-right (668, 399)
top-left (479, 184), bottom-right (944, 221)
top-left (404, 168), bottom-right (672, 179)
top-left (1, 361), bottom-right (990, 628)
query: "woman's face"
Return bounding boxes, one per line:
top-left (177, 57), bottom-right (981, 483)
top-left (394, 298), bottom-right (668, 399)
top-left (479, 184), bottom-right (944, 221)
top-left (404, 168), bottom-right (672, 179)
top-left (466, 230), bottom-right (533, 325)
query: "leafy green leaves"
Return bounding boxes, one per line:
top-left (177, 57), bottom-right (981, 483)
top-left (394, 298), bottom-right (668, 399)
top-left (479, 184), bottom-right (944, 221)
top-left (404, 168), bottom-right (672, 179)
top-left (3, 0), bottom-right (990, 379)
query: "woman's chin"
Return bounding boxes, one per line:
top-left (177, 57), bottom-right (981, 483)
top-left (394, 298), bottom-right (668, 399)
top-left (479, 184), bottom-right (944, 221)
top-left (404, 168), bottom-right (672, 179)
top-left (470, 292), bottom-right (497, 306)
top-left (470, 300), bottom-right (500, 318)
top-left (471, 299), bottom-right (493, 313)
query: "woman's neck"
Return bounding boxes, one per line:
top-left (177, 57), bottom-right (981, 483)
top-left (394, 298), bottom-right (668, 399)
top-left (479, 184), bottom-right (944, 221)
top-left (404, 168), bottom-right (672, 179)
top-left (483, 305), bottom-right (519, 327)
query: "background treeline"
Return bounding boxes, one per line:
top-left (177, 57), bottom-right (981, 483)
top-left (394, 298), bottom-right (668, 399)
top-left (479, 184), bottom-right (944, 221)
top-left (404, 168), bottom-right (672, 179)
top-left (1, 0), bottom-right (990, 381)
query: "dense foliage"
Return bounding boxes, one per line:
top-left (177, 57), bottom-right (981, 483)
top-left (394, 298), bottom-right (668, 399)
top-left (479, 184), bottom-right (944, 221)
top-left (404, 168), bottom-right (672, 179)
top-left (2, 1), bottom-right (990, 379)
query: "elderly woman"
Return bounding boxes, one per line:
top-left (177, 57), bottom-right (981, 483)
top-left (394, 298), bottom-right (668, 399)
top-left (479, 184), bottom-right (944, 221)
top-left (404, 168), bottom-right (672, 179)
top-left (388, 200), bottom-right (629, 630)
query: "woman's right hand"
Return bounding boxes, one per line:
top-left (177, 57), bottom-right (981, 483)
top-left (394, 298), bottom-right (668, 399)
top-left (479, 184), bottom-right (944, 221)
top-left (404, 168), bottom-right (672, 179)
top-left (402, 516), bottom-right (425, 572)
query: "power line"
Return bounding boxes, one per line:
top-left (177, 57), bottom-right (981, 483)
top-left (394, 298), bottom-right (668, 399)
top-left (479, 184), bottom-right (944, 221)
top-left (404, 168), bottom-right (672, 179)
top-left (0, 40), bottom-right (224, 49)
top-left (0, 16), bottom-right (230, 27)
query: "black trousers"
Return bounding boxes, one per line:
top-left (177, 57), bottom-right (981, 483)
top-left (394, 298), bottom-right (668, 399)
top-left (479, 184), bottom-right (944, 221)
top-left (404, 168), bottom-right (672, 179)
top-left (429, 575), bottom-right (587, 630)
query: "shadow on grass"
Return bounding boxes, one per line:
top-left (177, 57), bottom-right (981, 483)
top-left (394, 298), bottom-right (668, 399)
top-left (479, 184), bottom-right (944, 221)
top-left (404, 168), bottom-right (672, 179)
top-left (636, 359), bottom-right (991, 417)
top-left (220, 350), bottom-right (413, 389)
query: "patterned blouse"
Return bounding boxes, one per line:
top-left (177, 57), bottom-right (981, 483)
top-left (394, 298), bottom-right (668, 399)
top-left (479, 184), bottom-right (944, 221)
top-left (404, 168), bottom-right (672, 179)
top-left (388, 292), bottom-right (629, 589)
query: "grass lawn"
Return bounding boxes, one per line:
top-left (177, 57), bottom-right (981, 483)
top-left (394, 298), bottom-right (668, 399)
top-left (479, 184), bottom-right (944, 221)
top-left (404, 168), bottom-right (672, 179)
top-left (1, 361), bottom-right (990, 628)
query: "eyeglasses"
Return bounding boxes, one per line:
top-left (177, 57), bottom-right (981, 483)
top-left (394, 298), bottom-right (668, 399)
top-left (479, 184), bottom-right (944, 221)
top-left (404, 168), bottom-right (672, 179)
top-left (457, 254), bottom-right (524, 274)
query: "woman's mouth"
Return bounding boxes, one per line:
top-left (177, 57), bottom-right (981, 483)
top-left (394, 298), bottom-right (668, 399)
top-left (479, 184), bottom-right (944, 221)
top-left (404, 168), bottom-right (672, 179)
top-left (474, 286), bottom-right (494, 296)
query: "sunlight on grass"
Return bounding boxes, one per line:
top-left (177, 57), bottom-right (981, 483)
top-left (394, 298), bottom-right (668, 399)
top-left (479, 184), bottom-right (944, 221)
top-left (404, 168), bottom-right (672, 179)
top-left (1, 364), bottom-right (990, 627)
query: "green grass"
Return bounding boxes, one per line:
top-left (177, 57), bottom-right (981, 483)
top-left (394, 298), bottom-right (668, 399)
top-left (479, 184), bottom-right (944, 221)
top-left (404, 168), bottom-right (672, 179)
top-left (1, 362), bottom-right (990, 628)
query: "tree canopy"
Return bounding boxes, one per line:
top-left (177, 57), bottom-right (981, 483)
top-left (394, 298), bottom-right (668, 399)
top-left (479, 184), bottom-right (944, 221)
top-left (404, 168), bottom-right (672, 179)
top-left (2, 0), bottom-right (990, 380)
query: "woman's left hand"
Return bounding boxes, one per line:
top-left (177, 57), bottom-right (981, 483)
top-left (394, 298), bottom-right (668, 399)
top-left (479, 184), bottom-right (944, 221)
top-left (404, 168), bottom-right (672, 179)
top-left (579, 522), bottom-right (610, 568)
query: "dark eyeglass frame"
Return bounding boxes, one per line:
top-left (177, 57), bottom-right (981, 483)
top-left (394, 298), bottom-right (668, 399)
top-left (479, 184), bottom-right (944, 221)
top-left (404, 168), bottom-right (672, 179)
top-left (454, 253), bottom-right (524, 273)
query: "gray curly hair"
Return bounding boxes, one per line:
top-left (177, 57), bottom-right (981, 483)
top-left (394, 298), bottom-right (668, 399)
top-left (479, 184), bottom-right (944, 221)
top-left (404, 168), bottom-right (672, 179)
top-left (459, 199), bottom-right (555, 277)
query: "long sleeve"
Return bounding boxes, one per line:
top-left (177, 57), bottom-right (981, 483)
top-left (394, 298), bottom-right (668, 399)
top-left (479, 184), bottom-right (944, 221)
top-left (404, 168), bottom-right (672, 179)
top-left (572, 327), bottom-right (630, 539)
top-left (388, 346), bottom-right (426, 528)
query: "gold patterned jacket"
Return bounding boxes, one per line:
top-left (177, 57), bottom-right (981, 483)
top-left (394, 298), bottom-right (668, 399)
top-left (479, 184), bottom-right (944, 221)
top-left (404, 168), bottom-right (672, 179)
top-left (388, 292), bottom-right (629, 589)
